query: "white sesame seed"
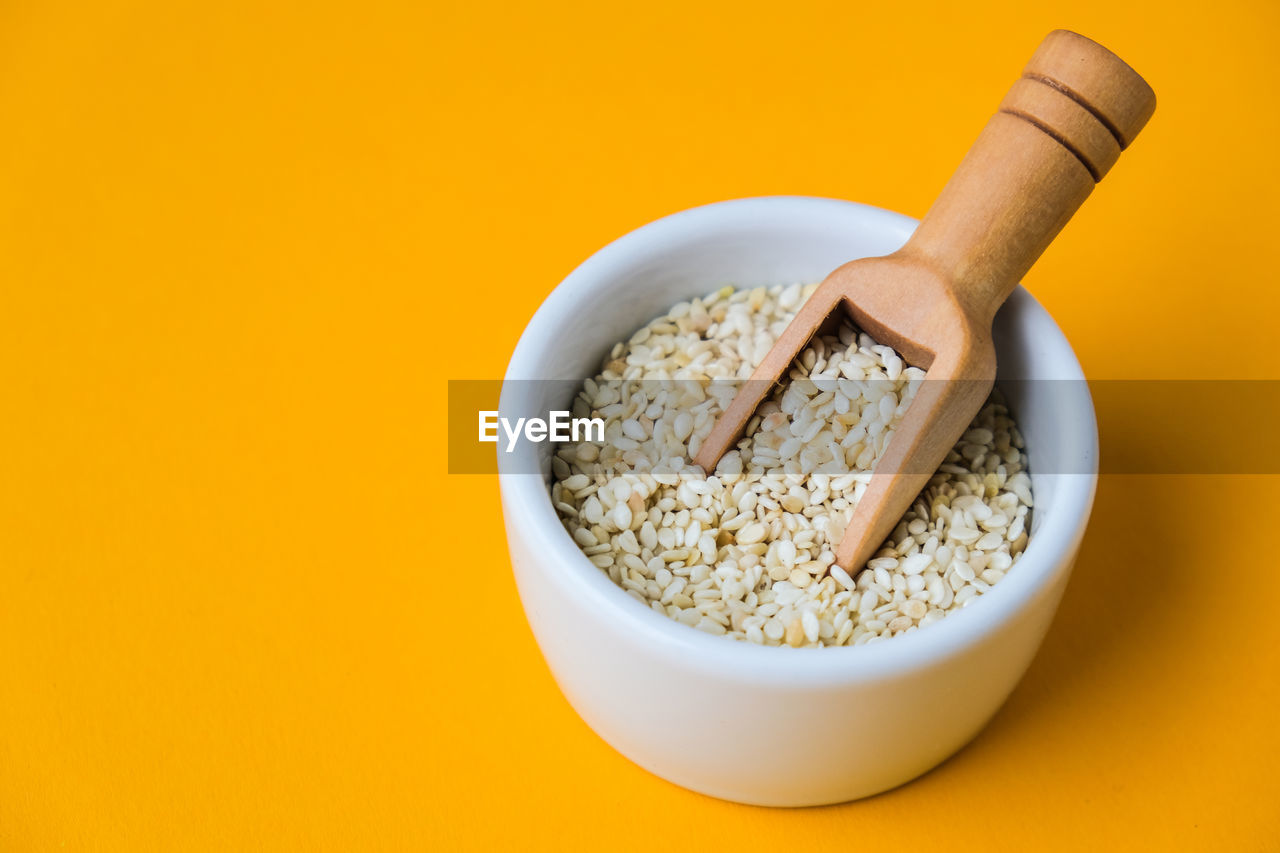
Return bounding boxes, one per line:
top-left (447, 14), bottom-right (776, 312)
top-left (801, 610), bottom-right (820, 643)
top-left (830, 564), bottom-right (856, 591)
top-left (736, 522), bottom-right (768, 545)
top-left (902, 553), bottom-right (933, 575)
top-left (902, 599), bottom-right (928, 620)
top-left (552, 283), bottom-right (1033, 646)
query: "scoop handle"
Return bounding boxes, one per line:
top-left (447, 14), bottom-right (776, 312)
top-left (902, 30), bottom-right (1156, 323)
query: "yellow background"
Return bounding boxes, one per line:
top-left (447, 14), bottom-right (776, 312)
top-left (2, 0), bottom-right (1277, 848)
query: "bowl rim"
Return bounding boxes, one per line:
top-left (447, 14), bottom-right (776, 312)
top-left (498, 195), bottom-right (1098, 686)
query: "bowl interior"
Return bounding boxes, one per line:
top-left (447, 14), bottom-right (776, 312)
top-left (500, 196), bottom-right (1096, 665)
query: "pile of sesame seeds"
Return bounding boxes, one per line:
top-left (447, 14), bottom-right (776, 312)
top-left (549, 283), bottom-right (1032, 647)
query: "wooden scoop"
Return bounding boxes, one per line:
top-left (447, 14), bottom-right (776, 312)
top-left (692, 30), bottom-right (1155, 572)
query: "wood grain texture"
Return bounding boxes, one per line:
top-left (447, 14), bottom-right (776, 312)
top-left (693, 30), bottom-right (1156, 572)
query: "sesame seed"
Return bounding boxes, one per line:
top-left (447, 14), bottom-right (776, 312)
top-left (552, 283), bottom-right (1033, 646)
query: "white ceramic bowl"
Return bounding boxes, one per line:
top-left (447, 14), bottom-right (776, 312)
top-left (498, 197), bottom-right (1097, 806)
